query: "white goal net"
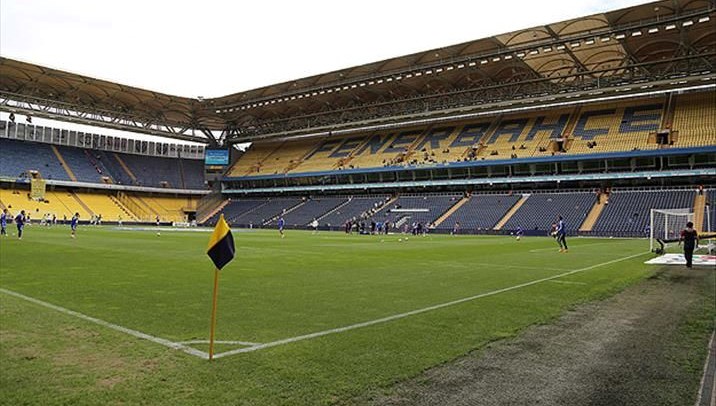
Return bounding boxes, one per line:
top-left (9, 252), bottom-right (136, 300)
top-left (649, 208), bottom-right (693, 253)
top-left (649, 208), bottom-right (713, 253)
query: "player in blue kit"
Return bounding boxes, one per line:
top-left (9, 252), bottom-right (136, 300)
top-left (277, 216), bottom-right (285, 238)
top-left (15, 210), bottom-right (26, 240)
top-left (70, 212), bottom-right (80, 238)
top-left (552, 215), bottom-right (568, 252)
top-left (1, 208), bottom-right (8, 236)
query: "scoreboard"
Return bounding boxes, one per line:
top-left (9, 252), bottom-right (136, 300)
top-left (205, 149), bottom-right (229, 166)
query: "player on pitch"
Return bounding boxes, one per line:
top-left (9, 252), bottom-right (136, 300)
top-left (552, 215), bottom-right (568, 253)
top-left (70, 212), bottom-right (80, 238)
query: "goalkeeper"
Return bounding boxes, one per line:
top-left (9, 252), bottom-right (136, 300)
top-left (552, 215), bottom-right (568, 253)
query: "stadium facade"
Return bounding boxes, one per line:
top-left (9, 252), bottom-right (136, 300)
top-left (0, 0), bottom-right (714, 235)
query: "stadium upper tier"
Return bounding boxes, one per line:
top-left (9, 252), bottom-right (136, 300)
top-left (0, 137), bottom-right (206, 190)
top-left (227, 92), bottom-right (715, 178)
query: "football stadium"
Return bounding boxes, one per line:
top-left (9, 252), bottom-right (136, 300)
top-left (1, 1), bottom-right (715, 405)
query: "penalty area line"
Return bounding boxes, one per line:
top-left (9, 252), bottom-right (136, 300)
top-left (0, 288), bottom-right (209, 360)
top-left (528, 241), bottom-right (627, 253)
top-left (213, 251), bottom-right (649, 359)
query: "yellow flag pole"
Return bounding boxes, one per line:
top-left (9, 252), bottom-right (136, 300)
top-left (208, 268), bottom-right (220, 361)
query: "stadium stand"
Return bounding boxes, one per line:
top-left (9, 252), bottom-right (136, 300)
top-left (436, 194), bottom-right (522, 232)
top-left (213, 199), bottom-right (270, 225)
top-left (567, 100), bottom-right (663, 154)
top-left (119, 154), bottom-right (203, 189)
top-left (268, 196), bottom-right (348, 227)
top-left (502, 192), bottom-right (594, 234)
top-left (228, 93), bottom-right (716, 178)
top-left (94, 151), bottom-right (132, 184)
top-left (1, 3), bottom-right (714, 241)
top-left (225, 198), bottom-right (304, 226)
top-left (55, 145), bottom-right (108, 183)
top-left (0, 133), bottom-right (205, 224)
top-left (329, 127), bottom-right (428, 171)
top-left (0, 186), bottom-right (199, 224)
top-left (0, 138), bottom-right (205, 190)
top-left (0, 138), bottom-right (70, 181)
top-left (143, 195), bottom-right (197, 222)
top-left (478, 110), bottom-right (572, 160)
top-left (204, 188), bottom-right (704, 237)
top-left (235, 139), bottom-right (316, 176)
top-left (74, 192), bottom-right (133, 220)
top-left (182, 159), bottom-right (206, 190)
top-left (317, 196), bottom-right (391, 228)
top-left (0, 188), bottom-right (90, 220)
top-left (591, 190), bottom-right (695, 237)
top-left (227, 141), bottom-right (283, 176)
top-left (671, 92), bottom-right (716, 148)
top-left (201, 187), bottom-right (713, 238)
top-left (291, 142), bottom-right (351, 173)
top-left (371, 194), bottom-right (462, 229)
top-left (406, 126), bottom-right (470, 166)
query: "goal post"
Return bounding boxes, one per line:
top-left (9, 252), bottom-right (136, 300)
top-left (649, 209), bottom-right (711, 252)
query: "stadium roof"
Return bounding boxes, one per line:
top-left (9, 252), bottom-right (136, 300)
top-left (1, 0), bottom-right (714, 145)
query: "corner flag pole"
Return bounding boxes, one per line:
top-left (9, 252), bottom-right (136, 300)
top-left (208, 268), bottom-right (220, 360)
top-left (205, 214), bottom-right (235, 362)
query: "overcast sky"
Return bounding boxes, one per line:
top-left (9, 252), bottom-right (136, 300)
top-left (1, 0), bottom-right (653, 99)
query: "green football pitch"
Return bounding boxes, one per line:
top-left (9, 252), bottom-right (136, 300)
top-left (0, 226), bottom-right (653, 405)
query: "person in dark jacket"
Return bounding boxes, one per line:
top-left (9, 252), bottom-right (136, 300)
top-left (679, 221), bottom-right (699, 268)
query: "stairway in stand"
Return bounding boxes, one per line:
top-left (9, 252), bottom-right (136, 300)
top-left (433, 196), bottom-right (469, 228)
top-left (579, 193), bottom-right (608, 232)
top-left (493, 195), bottom-right (529, 230)
top-left (693, 192), bottom-right (706, 233)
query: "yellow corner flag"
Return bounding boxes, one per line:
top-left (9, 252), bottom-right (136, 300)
top-left (207, 214), bottom-right (235, 270)
top-left (206, 214), bottom-right (235, 360)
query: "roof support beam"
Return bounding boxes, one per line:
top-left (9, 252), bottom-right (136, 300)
top-left (0, 94), bottom-right (208, 143)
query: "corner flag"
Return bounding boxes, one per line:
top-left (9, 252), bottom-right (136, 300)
top-left (207, 214), bottom-right (235, 270)
top-left (206, 214), bottom-right (235, 360)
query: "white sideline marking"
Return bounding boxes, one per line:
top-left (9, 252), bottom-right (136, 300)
top-left (178, 340), bottom-right (261, 346)
top-left (0, 288), bottom-right (209, 360)
top-left (695, 331), bottom-right (716, 406)
top-left (472, 262), bottom-right (565, 272)
top-left (213, 251), bottom-right (649, 359)
top-left (548, 280), bottom-right (588, 286)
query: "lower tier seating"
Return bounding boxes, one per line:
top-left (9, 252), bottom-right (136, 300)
top-left (592, 190), bottom-right (696, 237)
top-left (502, 192), bottom-right (594, 233)
top-left (370, 195), bottom-right (462, 228)
top-left (0, 187), bottom-right (199, 224)
top-left (208, 189), bottom-right (702, 238)
top-left (437, 194), bottom-right (521, 231)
